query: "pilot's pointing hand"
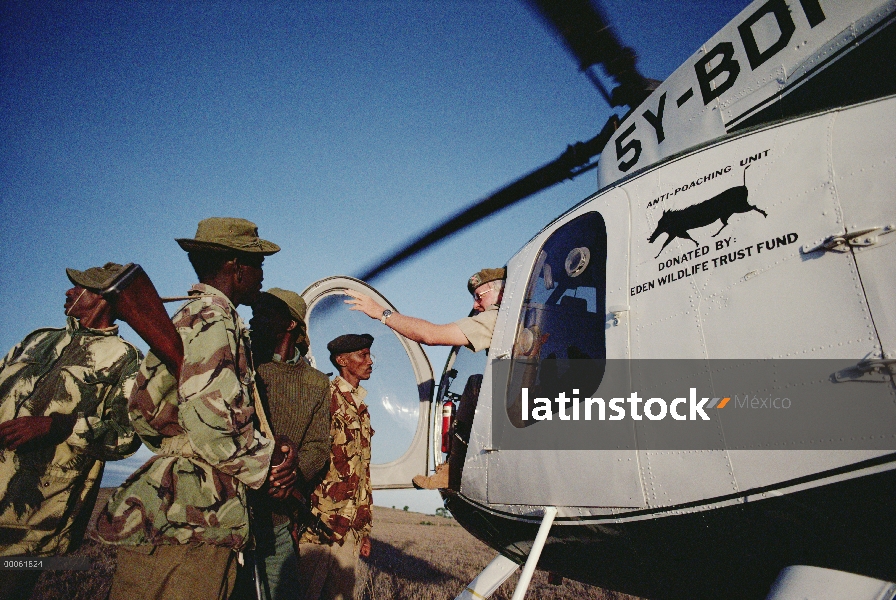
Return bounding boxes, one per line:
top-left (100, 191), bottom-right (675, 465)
top-left (344, 290), bottom-right (384, 320)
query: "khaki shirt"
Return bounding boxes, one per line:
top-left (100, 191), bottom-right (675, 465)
top-left (453, 304), bottom-right (499, 352)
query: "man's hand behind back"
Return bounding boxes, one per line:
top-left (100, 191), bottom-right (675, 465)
top-left (0, 414), bottom-right (77, 450)
top-left (268, 435), bottom-right (299, 499)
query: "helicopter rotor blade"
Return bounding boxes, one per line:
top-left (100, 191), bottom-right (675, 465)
top-left (357, 2), bottom-right (653, 282)
top-left (358, 116), bottom-right (619, 282)
top-left (523, 0), bottom-right (658, 109)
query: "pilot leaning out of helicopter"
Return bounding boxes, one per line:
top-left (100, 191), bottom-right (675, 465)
top-left (344, 267), bottom-right (505, 489)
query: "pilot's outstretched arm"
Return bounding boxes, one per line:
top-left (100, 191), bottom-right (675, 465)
top-left (344, 290), bottom-right (469, 347)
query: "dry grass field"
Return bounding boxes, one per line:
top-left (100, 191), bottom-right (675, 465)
top-left (31, 489), bottom-right (642, 600)
top-left (354, 505), bottom-right (641, 600)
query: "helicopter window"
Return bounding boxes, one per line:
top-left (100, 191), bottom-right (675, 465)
top-left (509, 212), bottom-right (607, 414)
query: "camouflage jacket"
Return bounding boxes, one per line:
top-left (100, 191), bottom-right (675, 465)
top-left (301, 376), bottom-right (374, 546)
top-left (96, 284), bottom-right (273, 550)
top-left (0, 318), bottom-right (141, 556)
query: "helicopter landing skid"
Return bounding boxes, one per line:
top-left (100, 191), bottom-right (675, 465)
top-left (454, 507), bottom-right (558, 600)
top-left (454, 554), bottom-right (518, 600)
top-left (765, 566), bottom-right (896, 600)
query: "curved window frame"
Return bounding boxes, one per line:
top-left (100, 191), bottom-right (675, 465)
top-left (300, 276), bottom-right (433, 489)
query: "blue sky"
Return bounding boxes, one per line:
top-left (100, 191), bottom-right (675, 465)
top-left (1, 1), bottom-right (747, 513)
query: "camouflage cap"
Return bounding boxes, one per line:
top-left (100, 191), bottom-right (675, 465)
top-left (467, 267), bottom-right (506, 294)
top-left (66, 262), bottom-right (129, 291)
top-left (176, 217), bottom-right (280, 255)
top-left (327, 333), bottom-right (374, 356)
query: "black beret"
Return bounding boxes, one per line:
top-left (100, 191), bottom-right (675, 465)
top-left (327, 333), bottom-right (374, 356)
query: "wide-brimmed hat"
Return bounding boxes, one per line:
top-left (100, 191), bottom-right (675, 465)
top-left (259, 288), bottom-right (311, 350)
top-left (176, 217), bottom-right (280, 255)
top-left (467, 267), bottom-right (506, 294)
top-left (266, 288), bottom-right (307, 323)
top-left (66, 262), bottom-right (128, 291)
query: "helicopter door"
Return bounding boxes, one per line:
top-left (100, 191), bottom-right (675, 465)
top-left (829, 99), bottom-right (896, 360)
top-left (300, 276), bottom-right (434, 489)
top-left (485, 202), bottom-right (645, 508)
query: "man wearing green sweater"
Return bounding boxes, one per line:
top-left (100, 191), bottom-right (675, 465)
top-left (244, 288), bottom-right (331, 600)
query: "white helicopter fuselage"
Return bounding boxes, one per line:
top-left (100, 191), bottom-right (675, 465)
top-left (442, 0), bottom-right (896, 597)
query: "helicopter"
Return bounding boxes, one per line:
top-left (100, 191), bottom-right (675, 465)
top-left (0, 0), bottom-right (891, 598)
top-left (292, 0), bottom-right (896, 598)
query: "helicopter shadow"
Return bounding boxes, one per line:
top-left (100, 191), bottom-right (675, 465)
top-left (363, 537), bottom-right (462, 582)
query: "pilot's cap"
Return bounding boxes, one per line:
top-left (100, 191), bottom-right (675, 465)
top-left (467, 267), bottom-right (506, 294)
top-left (66, 262), bottom-right (128, 291)
top-left (327, 333), bottom-right (374, 357)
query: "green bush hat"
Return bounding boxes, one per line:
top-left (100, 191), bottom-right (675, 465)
top-left (467, 267), bottom-right (506, 294)
top-left (266, 287), bottom-right (307, 323)
top-left (66, 262), bottom-right (128, 291)
top-left (176, 217), bottom-right (280, 255)
top-left (259, 288), bottom-right (311, 349)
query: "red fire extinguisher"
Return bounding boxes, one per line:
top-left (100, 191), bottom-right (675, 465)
top-left (440, 400), bottom-right (454, 454)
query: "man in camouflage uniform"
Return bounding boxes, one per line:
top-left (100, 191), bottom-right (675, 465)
top-left (344, 268), bottom-right (505, 489)
top-left (0, 263), bottom-right (142, 600)
top-left (97, 218), bottom-right (297, 600)
top-left (236, 288), bottom-right (330, 600)
top-left (298, 333), bottom-right (375, 600)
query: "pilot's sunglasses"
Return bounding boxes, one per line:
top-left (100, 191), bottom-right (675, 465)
top-left (473, 288), bottom-right (493, 301)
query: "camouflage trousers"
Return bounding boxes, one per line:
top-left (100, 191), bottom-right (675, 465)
top-left (109, 543), bottom-right (237, 600)
top-left (297, 531), bottom-right (360, 600)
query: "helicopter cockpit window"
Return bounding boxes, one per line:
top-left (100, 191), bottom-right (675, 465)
top-left (509, 212), bottom-right (607, 419)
